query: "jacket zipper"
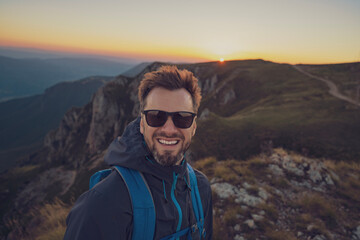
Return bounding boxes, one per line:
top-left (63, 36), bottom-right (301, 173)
top-left (171, 172), bottom-right (182, 239)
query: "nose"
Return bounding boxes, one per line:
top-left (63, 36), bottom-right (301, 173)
top-left (161, 116), bottom-right (178, 133)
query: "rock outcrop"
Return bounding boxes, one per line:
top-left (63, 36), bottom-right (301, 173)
top-left (194, 149), bottom-right (360, 240)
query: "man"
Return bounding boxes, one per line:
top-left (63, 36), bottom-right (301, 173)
top-left (64, 65), bottom-right (213, 239)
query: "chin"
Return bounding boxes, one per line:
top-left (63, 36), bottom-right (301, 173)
top-left (154, 150), bottom-right (183, 166)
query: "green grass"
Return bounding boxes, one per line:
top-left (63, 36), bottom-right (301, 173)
top-left (299, 63), bottom-right (360, 99)
top-left (191, 61), bottom-right (360, 161)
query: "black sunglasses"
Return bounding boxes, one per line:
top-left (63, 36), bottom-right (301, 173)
top-left (142, 110), bottom-right (197, 129)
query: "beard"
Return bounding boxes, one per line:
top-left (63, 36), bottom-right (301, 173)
top-left (152, 148), bottom-right (183, 167)
top-left (147, 131), bottom-right (190, 167)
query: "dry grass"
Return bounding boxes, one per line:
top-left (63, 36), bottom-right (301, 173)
top-left (213, 162), bottom-right (240, 182)
top-left (248, 156), bottom-right (269, 175)
top-left (10, 165), bottom-right (40, 175)
top-left (337, 177), bottom-right (360, 203)
top-left (192, 156), bottom-right (216, 170)
top-left (296, 193), bottom-right (337, 229)
top-left (28, 198), bottom-right (70, 240)
top-left (223, 208), bottom-right (238, 225)
top-left (270, 177), bottom-right (290, 189)
top-left (324, 160), bottom-right (360, 202)
top-left (264, 228), bottom-right (297, 240)
top-left (295, 214), bottom-right (329, 237)
top-left (257, 203), bottom-right (278, 221)
top-left (324, 160), bottom-right (360, 173)
top-left (273, 148), bottom-right (288, 157)
top-left (5, 198), bottom-right (71, 240)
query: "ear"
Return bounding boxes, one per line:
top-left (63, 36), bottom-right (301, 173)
top-left (140, 116), bottom-right (144, 135)
top-left (192, 120), bottom-right (197, 137)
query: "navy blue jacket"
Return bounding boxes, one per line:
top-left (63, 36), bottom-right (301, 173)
top-left (64, 117), bottom-right (213, 239)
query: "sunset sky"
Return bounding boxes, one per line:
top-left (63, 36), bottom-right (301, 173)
top-left (0, 0), bottom-right (359, 64)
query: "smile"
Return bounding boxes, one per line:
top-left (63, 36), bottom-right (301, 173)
top-left (158, 139), bottom-right (179, 145)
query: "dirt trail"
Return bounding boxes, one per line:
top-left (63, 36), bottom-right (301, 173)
top-left (292, 65), bottom-right (360, 107)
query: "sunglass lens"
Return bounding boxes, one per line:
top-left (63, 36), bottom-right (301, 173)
top-left (173, 112), bottom-right (194, 128)
top-left (146, 110), bottom-right (167, 127)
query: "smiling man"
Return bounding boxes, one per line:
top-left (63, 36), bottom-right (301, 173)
top-left (64, 66), bottom-right (213, 240)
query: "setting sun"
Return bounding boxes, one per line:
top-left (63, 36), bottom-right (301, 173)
top-left (220, 58), bottom-right (224, 62)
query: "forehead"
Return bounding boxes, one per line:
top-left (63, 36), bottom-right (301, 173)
top-left (145, 87), bottom-right (194, 112)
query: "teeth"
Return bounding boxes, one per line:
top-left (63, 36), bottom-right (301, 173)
top-left (158, 139), bottom-right (178, 145)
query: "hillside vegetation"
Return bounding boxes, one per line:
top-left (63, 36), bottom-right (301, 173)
top-left (183, 60), bottom-right (360, 161)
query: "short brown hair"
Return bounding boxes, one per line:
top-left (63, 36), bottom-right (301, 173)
top-left (138, 65), bottom-right (202, 112)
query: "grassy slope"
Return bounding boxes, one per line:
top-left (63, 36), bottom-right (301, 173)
top-left (299, 62), bottom-right (360, 99)
top-left (189, 60), bottom-right (360, 161)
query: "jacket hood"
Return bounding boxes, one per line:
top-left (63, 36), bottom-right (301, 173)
top-left (104, 117), bottom-right (188, 182)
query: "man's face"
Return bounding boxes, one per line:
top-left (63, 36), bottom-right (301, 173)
top-left (140, 87), bottom-right (197, 166)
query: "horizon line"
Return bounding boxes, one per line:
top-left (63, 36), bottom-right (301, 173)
top-left (0, 44), bottom-right (359, 66)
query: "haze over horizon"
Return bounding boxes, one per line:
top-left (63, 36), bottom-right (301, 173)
top-left (1, 0), bottom-right (360, 64)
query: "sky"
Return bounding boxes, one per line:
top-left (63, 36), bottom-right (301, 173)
top-left (0, 0), bottom-right (359, 64)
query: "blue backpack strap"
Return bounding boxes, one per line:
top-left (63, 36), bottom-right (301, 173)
top-left (89, 169), bottom-right (112, 189)
top-left (114, 166), bottom-right (156, 240)
top-left (187, 163), bottom-right (205, 239)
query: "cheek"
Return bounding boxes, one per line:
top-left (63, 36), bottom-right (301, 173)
top-left (183, 130), bottom-right (194, 142)
top-left (145, 128), bottom-right (156, 140)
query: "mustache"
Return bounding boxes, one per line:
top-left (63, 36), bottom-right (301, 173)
top-left (153, 131), bottom-right (184, 140)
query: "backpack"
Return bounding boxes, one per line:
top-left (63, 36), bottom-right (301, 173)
top-left (89, 163), bottom-right (205, 240)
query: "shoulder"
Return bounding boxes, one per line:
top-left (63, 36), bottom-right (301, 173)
top-left (193, 168), bottom-right (212, 196)
top-left (65, 170), bottom-right (133, 239)
top-left (193, 168), bottom-right (210, 185)
top-left (88, 170), bottom-right (131, 211)
top-left (71, 170), bottom-right (132, 216)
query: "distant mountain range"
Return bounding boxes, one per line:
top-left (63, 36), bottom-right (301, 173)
top-left (0, 60), bottom-right (152, 173)
top-left (121, 62), bottom-right (152, 77)
top-left (0, 46), bottom-right (142, 63)
top-left (1, 60), bottom-right (360, 239)
top-left (0, 55), bottom-right (135, 101)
